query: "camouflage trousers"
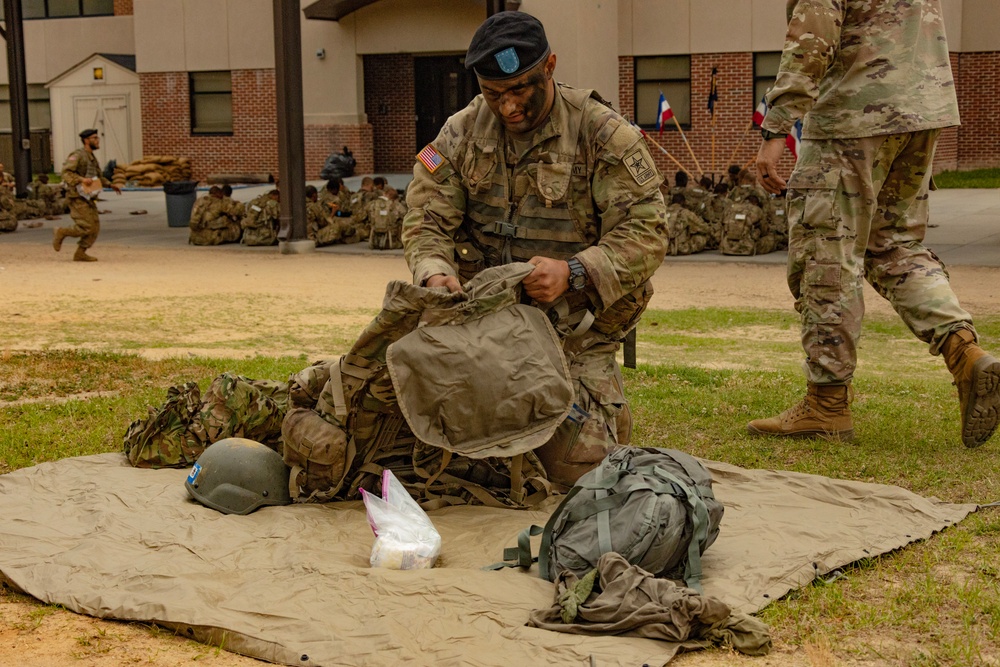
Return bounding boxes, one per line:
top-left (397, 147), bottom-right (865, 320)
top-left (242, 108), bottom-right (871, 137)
top-left (786, 129), bottom-right (974, 385)
top-left (535, 331), bottom-right (632, 489)
top-left (63, 198), bottom-right (100, 249)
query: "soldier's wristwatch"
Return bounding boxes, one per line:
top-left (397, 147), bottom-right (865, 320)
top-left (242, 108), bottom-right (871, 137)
top-left (760, 128), bottom-right (787, 141)
top-left (567, 257), bottom-right (588, 292)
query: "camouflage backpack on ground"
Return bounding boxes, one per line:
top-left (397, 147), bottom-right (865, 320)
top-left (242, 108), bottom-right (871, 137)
top-left (367, 197), bottom-right (399, 250)
top-left (281, 263), bottom-right (573, 508)
top-left (720, 201), bottom-right (764, 256)
top-left (241, 198), bottom-right (279, 246)
top-left (123, 382), bottom-right (207, 468)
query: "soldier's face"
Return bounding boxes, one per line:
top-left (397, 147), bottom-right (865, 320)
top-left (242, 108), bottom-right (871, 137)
top-left (479, 53), bottom-right (556, 136)
top-left (86, 136), bottom-right (100, 150)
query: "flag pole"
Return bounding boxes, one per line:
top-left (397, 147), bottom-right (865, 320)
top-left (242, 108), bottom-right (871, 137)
top-left (709, 67), bottom-right (718, 177)
top-left (635, 123), bottom-right (695, 180)
top-left (728, 120), bottom-right (756, 165)
top-left (710, 113), bottom-right (717, 177)
top-left (672, 116), bottom-right (704, 176)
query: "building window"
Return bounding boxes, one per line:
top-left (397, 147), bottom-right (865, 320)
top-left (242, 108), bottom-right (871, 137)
top-left (3, 0), bottom-right (114, 19)
top-left (634, 55), bottom-right (691, 130)
top-left (753, 52), bottom-right (782, 125)
top-left (190, 71), bottom-right (234, 136)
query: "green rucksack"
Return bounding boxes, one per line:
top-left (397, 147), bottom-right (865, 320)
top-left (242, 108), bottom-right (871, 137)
top-left (497, 447), bottom-right (724, 592)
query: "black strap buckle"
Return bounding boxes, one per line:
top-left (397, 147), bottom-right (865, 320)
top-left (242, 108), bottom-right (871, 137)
top-left (494, 221), bottom-right (517, 237)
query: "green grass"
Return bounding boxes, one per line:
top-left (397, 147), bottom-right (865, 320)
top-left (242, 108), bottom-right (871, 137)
top-left (934, 168), bottom-right (1000, 189)
top-left (1, 307), bottom-right (999, 665)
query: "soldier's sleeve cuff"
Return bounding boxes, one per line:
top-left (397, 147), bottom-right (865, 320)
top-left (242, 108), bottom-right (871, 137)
top-left (414, 259), bottom-right (457, 287)
top-left (761, 106), bottom-right (797, 136)
top-left (575, 246), bottom-right (623, 311)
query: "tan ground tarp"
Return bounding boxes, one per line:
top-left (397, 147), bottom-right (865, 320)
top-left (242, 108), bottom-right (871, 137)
top-left (0, 454), bottom-right (975, 667)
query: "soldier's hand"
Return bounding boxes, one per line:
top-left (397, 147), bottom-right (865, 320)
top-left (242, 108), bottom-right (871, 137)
top-left (328, 202), bottom-right (339, 213)
top-left (82, 177), bottom-right (94, 186)
top-left (112, 185), bottom-right (122, 195)
top-left (425, 274), bottom-right (463, 294)
top-left (524, 256), bottom-right (570, 303)
top-left (756, 139), bottom-right (787, 195)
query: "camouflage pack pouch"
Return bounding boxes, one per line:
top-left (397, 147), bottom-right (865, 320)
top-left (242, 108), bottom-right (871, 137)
top-left (123, 382), bottom-right (207, 468)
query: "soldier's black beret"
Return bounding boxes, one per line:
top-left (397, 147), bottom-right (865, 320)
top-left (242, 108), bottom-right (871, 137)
top-left (465, 11), bottom-right (549, 81)
top-left (79, 128), bottom-right (99, 139)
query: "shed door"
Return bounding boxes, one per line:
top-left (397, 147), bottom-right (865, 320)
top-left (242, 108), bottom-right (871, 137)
top-left (73, 94), bottom-right (132, 165)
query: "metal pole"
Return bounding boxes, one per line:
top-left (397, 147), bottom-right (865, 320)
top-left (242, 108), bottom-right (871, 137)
top-left (273, 0), bottom-right (312, 252)
top-left (2, 0), bottom-right (32, 194)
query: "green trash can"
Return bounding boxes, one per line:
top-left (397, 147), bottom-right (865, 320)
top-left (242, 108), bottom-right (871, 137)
top-left (164, 180), bottom-right (199, 228)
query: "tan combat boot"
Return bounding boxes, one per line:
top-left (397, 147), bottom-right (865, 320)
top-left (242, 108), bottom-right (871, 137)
top-left (73, 247), bottom-right (98, 262)
top-left (747, 383), bottom-right (854, 441)
top-left (941, 329), bottom-right (1000, 448)
top-left (52, 227), bottom-right (67, 251)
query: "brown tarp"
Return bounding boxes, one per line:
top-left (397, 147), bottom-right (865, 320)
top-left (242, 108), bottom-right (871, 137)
top-left (0, 454), bottom-right (975, 667)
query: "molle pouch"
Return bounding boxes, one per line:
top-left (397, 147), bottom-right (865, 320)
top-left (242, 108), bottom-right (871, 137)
top-left (281, 407), bottom-right (352, 502)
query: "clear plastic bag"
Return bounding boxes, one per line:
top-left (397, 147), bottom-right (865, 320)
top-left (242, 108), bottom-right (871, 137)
top-left (360, 470), bottom-right (441, 570)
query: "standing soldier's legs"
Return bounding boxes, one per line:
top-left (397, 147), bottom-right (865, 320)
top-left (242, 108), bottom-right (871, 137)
top-left (748, 137), bottom-right (870, 439)
top-left (751, 131), bottom-right (1000, 447)
top-left (535, 334), bottom-right (631, 490)
top-left (863, 130), bottom-right (999, 447)
top-left (54, 199), bottom-right (100, 260)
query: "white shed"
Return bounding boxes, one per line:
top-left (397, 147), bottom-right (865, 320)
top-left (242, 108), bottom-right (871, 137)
top-left (47, 53), bottom-right (142, 169)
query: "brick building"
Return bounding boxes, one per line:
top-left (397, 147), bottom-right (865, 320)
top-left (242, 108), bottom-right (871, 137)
top-left (3, 0), bottom-right (999, 182)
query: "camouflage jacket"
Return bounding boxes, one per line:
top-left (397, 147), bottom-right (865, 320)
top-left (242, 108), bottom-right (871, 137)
top-left (61, 148), bottom-right (111, 200)
top-left (403, 83), bottom-right (667, 338)
top-left (763, 0), bottom-right (960, 140)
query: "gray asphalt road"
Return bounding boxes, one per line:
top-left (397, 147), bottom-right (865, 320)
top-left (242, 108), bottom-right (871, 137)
top-left (2, 179), bottom-right (997, 266)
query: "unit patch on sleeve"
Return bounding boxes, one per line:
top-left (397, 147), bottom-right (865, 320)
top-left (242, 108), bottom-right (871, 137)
top-left (417, 144), bottom-right (445, 173)
top-left (623, 148), bottom-right (655, 186)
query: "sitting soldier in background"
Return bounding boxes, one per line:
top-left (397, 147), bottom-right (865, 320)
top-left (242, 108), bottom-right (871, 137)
top-left (702, 181), bottom-right (731, 250)
top-left (349, 176), bottom-right (378, 241)
top-left (305, 184), bottom-right (331, 244)
top-left (727, 163), bottom-right (742, 188)
top-left (241, 189), bottom-right (281, 246)
top-left (189, 186), bottom-right (242, 246)
top-left (667, 170), bottom-right (689, 203)
top-left (720, 190), bottom-right (766, 256)
top-left (768, 190), bottom-right (788, 251)
top-left (367, 186), bottom-right (406, 250)
top-left (319, 176), bottom-right (352, 215)
top-left (0, 184), bottom-right (17, 232)
top-left (0, 163), bottom-right (14, 191)
top-left (220, 184), bottom-right (245, 221)
top-left (665, 192), bottom-right (711, 256)
top-left (33, 174), bottom-right (67, 219)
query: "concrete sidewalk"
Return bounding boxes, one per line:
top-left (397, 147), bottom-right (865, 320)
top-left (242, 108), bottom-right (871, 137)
top-left (2, 178), bottom-right (997, 266)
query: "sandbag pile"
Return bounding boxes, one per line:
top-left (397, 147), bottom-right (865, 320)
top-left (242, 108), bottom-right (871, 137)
top-left (111, 155), bottom-right (194, 188)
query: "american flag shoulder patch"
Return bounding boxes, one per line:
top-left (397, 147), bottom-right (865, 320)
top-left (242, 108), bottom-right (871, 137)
top-left (417, 144), bottom-right (444, 173)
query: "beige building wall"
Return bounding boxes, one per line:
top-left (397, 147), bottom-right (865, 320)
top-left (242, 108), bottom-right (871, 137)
top-left (960, 0), bottom-right (1000, 52)
top-left (622, 0), bottom-right (788, 55)
top-left (351, 0), bottom-right (482, 55)
top-left (522, 0), bottom-right (619, 99)
top-left (0, 16), bottom-right (134, 86)
top-left (301, 10), bottom-right (364, 125)
top-left (133, 0), bottom-right (275, 73)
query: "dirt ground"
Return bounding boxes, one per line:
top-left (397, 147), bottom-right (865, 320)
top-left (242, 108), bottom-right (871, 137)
top-left (2, 242), bottom-right (1000, 666)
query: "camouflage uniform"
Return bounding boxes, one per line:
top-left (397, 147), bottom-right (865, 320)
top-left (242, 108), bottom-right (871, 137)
top-left (665, 203), bottom-right (709, 256)
top-left (403, 82), bottom-right (667, 486)
top-left (33, 181), bottom-right (66, 217)
top-left (306, 199), bottom-right (331, 243)
top-left (0, 187), bottom-right (17, 232)
top-left (762, 0), bottom-right (970, 385)
top-left (59, 147), bottom-right (111, 252)
top-left (189, 196), bottom-right (241, 246)
top-left (241, 195), bottom-right (280, 246)
top-left (349, 189), bottom-right (378, 241)
top-left (702, 194), bottom-right (730, 249)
